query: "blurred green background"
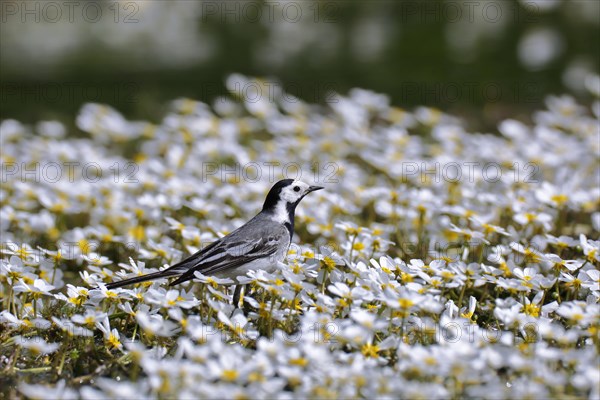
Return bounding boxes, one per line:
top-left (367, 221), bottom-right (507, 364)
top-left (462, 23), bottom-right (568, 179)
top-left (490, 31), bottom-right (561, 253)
top-left (1, 0), bottom-right (598, 131)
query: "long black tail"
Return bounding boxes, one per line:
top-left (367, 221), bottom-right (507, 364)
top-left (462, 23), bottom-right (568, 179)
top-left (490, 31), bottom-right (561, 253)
top-left (105, 270), bottom-right (179, 290)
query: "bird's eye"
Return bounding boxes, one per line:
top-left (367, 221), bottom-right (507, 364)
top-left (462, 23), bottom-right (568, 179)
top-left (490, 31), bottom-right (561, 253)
top-left (293, 186), bottom-right (300, 192)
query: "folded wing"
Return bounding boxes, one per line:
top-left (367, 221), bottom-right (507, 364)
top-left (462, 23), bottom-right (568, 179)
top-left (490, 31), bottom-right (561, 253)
top-left (168, 235), bottom-right (281, 285)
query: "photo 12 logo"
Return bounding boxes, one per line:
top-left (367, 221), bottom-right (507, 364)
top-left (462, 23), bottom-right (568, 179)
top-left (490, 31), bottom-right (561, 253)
top-left (199, 1), bottom-right (339, 23)
top-left (398, 1), bottom-right (539, 24)
top-left (200, 162), bottom-right (339, 184)
top-left (399, 81), bottom-right (541, 104)
top-left (399, 161), bottom-right (540, 184)
top-left (1, 1), bottom-right (140, 23)
top-left (1, 162), bottom-right (139, 184)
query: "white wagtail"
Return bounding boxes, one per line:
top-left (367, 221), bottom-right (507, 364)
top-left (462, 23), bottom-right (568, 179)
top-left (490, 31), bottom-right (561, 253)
top-left (105, 179), bottom-right (323, 304)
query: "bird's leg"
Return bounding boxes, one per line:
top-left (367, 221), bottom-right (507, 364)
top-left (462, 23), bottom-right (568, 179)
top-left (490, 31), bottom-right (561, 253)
top-left (232, 285), bottom-right (243, 308)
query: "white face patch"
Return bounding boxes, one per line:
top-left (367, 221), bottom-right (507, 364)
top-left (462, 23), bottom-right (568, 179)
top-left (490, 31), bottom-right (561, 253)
top-left (280, 181), bottom-right (310, 203)
top-left (269, 181), bottom-right (311, 224)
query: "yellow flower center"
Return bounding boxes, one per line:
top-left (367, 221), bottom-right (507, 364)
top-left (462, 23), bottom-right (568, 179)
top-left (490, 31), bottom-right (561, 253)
top-left (321, 257), bottom-right (337, 272)
top-left (397, 298), bottom-right (414, 309)
top-left (352, 242), bottom-right (365, 251)
top-left (551, 194), bottom-right (568, 206)
top-left (221, 369), bottom-right (239, 382)
top-left (289, 357), bottom-right (309, 367)
top-left (107, 333), bottom-right (121, 349)
top-left (361, 343), bottom-right (380, 358)
top-left (523, 303), bottom-right (540, 317)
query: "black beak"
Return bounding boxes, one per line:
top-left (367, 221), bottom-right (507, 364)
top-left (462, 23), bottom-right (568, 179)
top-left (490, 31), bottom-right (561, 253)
top-left (307, 185), bottom-right (324, 193)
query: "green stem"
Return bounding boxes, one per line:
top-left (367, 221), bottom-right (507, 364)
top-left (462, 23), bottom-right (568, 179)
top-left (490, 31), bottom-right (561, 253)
top-left (321, 270), bottom-right (328, 294)
top-left (51, 260), bottom-right (58, 285)
top-left (286, 291), bottom-right (299, 327)
top-left (555, 280), bottom-right (562, 303)
top-left (130, 320), bottom-right (138, 342)
top-left (12, 291), bottom-right (19, 316)
top-left (457, 278), bottom-right (469, 309)
top-left (539, 290), bottom-right (546, 309)
top-left (478, 244), bottom-right (485, 264)
top-left (57, 345), bottom-right (68, 376)
top-left (268, 298), bottom-right (276, 336)
top-left (11, 346), bottom-right (21, 373)
top-left (6, 285), bottom-right (13, 314)
top-left (14, 366), bottom-right (52, 373)
top-left (349, 233), bottom-right (357, 262)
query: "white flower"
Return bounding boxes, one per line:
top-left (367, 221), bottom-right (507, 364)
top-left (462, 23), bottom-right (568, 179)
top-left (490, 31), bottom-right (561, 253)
top-left (15, 336), bottom-right (60, 355)
top-left (19, 380), bottom-right (77, 400)
top-left (135, 311), bottom-right (178, 338)
top-left (13, 278), bottom-right (55, 296)
top-left (95, 316), bottom-right (122, 350)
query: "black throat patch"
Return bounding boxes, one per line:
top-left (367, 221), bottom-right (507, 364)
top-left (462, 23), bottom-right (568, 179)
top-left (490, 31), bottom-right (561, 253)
top-left (261, 179), bottom-right (300, 241)
top-left (284, 201), bottom-right (298, 241)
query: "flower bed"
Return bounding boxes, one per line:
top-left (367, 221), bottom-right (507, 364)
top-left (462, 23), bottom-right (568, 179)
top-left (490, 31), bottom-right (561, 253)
top-left (1, 75), bottom-right (599, 399)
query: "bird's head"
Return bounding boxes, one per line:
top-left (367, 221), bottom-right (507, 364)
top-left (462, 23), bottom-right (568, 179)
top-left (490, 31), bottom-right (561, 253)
top-left (262, 179), bottom-right (323, 222)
